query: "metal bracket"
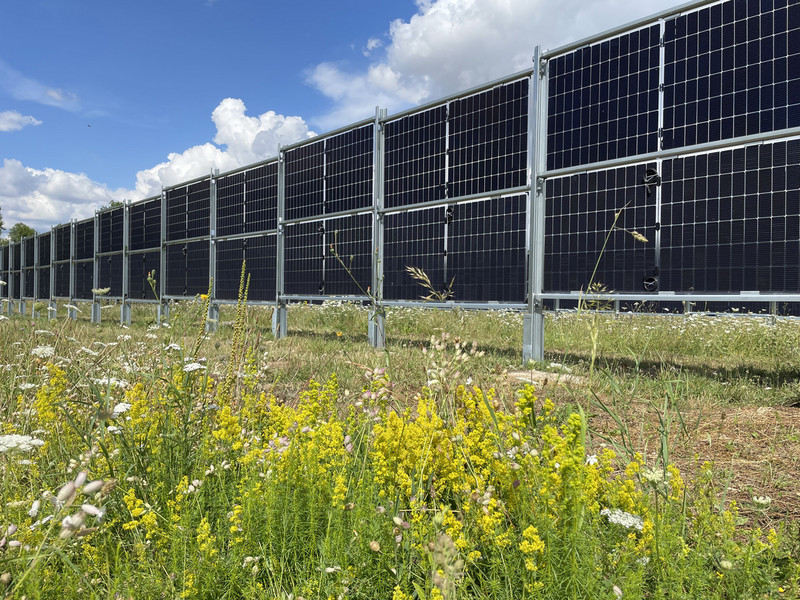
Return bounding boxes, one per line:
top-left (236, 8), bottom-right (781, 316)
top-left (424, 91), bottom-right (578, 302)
top-left (535, 176), bottom-right (545, 195)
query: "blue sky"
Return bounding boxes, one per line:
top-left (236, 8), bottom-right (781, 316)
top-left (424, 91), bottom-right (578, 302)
top-left (0, 0), bottom-right (681, 233)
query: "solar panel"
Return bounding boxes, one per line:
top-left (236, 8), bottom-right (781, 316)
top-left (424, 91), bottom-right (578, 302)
top-left (284, 221), bottom-right (324, 295)
top-left (244, 162), bottom-right (278, 233)
top-left (384, 207), bottom-right (445, 300)
top-left (129, 198), bottom-right (161, 250)
top-left (99, 207), bottom-right (124, 254)
top-left (127, 251), bottom-right (160, 300)
top-left (323, 213), bottom-right (372, 296)
top-left (325, 125), bottom-right (373, 214)
top-left (97, 254), bottom-right (124, 297)
top-left (285, 141), bottom-right (325, 220)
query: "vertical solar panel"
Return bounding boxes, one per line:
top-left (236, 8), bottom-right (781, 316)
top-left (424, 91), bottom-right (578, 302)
top-left (547, 25), bottom-right (661, 170)
top-left (74, 220), bottom-right (94, 261)
top-left (55, 225), bottom-right (70, 262)
top-left (74, 262), bottom-right (93, 299)
top-left (447, 196), bottom-right (527, 302)
top-left (215, 236), bottom-right (277, 301)
top-left (12, 243), bottom-right (21, 271)
top-left (128, 251), bottom-right (160, 300)
top-left (166, 186), bottom-right (188, 242)
top-left (663, 0), bottom-right (800, 149)
top-left (384, 207), bottom-right (445, 300)
top-left (245, 162), bottom-right (278, 233)
top-left (38, 268), bottom-right (50, 299)
top-left (37, 233), bottom-right (50, 267)
top-left (325, 125), bottom-right (373, 214)
top-left (186, 180), bottom-right (211, 239)
top-left (99, 207), bottom-right (124, 254)
top-left (11, 273), bottom-right (20, 300)
top-left (545, 163), bottom-right (658, 292)
top-left (385, 106), bottom-right (447, 208)
top-left (0, 246), bottom-right (8, 300)
top-left (54, 263), bottom-right (69, 298)
top-left (660, 140), bottom-right (800, 293)
top-left (22, 237), bottom-right (35, 269)
top-left (216, 171), bottom-right (245, 237)
top-left (285, 221), bottom-right (324, 295)
top-left (323, 213), bottom-right (372, 296)
top-left (165, 241), bottom-right (210, 297)
top-left (97, 254), bottom-right (124, 297)
top-left (129, 198), bottom-right (161, 250)
top-left (285, 141), bottom-right (325, 220)
top-left (448, 79), bottom-right (528, 198)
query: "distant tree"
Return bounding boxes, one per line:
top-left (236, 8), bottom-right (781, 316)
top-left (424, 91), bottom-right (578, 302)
top-left (99, 199), bottom-right (124, 211)
top-left (0, 207), bottom-right (4, 237)
top-left (8, 222), bottom-right (36, 242)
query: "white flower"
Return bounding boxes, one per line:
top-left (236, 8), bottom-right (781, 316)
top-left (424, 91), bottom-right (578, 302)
top-left (112, 403), bottom-right (131, 418)
top-left (106, 425), bottom-right (122, 434)
top-left (92, 377), bottom-right (129, 389)
top-left (64, 304), bottom-right (82, 313)
top-left (18, 383), bottom-right (37, 391)
top-left (79, 347), bottom-right (99, 356)
top-left (183, 362), bottom-right (206, 373)
top-left (585, 454), bottom-right (598, 465)
top-left (0, 315), bottom-right (9, 322)
top-left (752, 495), bottom-right (772, 508)
top-left (91, 287), bottom-right (111, 296)
top-left (117, 334), bottom-right (132, 342)
top-left (30, 345), bottom-right (55, 359)
top-left (600, 508), bottom-right (644, 531)
top-left (0, 435), bottom-right (45, 453)
top-left (164, 343), bottom-right (181, 351)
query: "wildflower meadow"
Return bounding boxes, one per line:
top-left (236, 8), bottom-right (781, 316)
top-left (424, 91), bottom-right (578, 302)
top-left (0, 291), bottom-right (798, 599)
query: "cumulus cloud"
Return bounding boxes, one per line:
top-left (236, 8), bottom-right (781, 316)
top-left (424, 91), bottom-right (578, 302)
top-left (0, 59), bottom-right (80, 111)
top-left (0, 159), bottom-right (127, 233)
top-left (0, 110), bottom-right (42, 132)
top-left (131, 98), bottom-right (315, 199)
top-left (0, 99), bottom-right (314, 232)
top-left (308, 0), bottom-right (680, 129)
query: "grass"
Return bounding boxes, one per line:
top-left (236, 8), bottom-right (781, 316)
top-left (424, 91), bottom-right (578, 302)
top-left (0, 297), bottom-right (798, 598)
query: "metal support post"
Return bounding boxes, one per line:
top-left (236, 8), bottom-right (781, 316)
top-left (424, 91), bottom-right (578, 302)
top-left (33, 232), bottom-right (39, 302)
top-left (68, 220), bottom-right (77, 321)
top-left (120, 201), bottom-right (131, 325)
top-left (91, 213), bottom-right (101, 324)
top-left (158, 190), bottom-right (168, 325)
top-left (522, 47), bottom-right (547, 364)
top-left (49, 227), bottom-right (56, 320)
top-left (207, 170), bottom-right (219, 333)
top-left (273, 149), bottom-right (288, 339)
top-left (19, 300), bottom-right (27, 317)
top-left (369, 107), bottom-right (387, 348)
top-left (8, 244), bottom-right (15, 307)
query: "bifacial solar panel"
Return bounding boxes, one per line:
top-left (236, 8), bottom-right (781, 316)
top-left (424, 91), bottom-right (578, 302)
top-left (127, 251), bottom-right (160, 300)
top-left (384, 106), bottom-right (447, 208)
top-left (129, 198), bottom-right (161, 250)
top-left (37, 233), bottom-right (50, 267)
top-left (99, 207), bottom-right (124, 254)
top-left (74, 261), bottom-right (93, 299)
top-left (216, 172), bottom-right (246, 237)
top-left (545, 163), bottom-right (659, 293)
top-left (23, 268), bottom-right (34, 298)
top-left (284, 221), bottom-right (324, 295)
top-left (663, 0), bottom-right (800, 148)
top-left (11, 273), bottom-right (20, 299)
top-left (74, 220), bottom-right (94, 261)
top-left (384, 207), bottom-right (445, 300)
top-left (55, 225), bottom-right (70, 262)
top-left (447, 195), bottom-right (527, 302)
top-left (547, 25), bottom-right (661, 170)
top-left (215, 235), bottom-right (277, 301)
top-left (325, 125), bottom-right (374, 214)
top-left (23, 237), bottom-right (35, 269)
top-left (448, 80), bottom-right (529, 198)
top-left (187, 179), bottom-right (211, 239)
top-left (245, 162), bottom-right (278, 234)
top-left (660, 139), bottom-right (800, 293)
top-left (54, 263), bottom-right (69, 298)
top-left (323, 213), bottom-right (372, 296)
top-left (97, 254), bottom-right (124, 297)
top-left (166, 186), bottom-right (188, 242)
top-left (37, 268), bottom-right (50, 299)
top-left (285, 141), bottom-right (325, 220)
top-left (12, 243), bottom-right (21, 271)
top-left (165, 241), bottom-right (210, 297)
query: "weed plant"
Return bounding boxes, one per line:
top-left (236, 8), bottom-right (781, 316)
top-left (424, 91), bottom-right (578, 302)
top-left (0, 294), bottom-right (797, 599)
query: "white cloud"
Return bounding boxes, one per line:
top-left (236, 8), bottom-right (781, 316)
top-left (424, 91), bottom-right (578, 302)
top-left (0, 158), bottom-right (127, 233)
top-left (308, 0), bottom-right (680, 129)
top-left (0, 111), bottom-right (42, 132)
top-left (0, 99), bottom-right (314, 232)
top-left (0, 59), bottom-right (80, 111)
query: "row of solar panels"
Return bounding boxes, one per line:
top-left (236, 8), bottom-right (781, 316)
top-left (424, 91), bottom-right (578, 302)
top-left (2, 0), bottom-right (799, 306)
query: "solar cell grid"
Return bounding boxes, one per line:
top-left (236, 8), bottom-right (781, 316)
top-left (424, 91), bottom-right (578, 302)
top-left (216, 236), bottom-right (277, 301)
top-left (325, 126), bottom-right (373, 214)
top-left (99, 207), bottom-right (124, 254)
top-left (166, 186), bottom-right (188, 242)
top-left (447, 195), bottom-right (527, 302)
top-left (663, 0), bottom-right (800, 148)
top-left (98, 254), bottom-right (124, 297)
top-left (216, 172), bottom-right (245, 237)
top-left (285, 141), bottom-right (324, 220)
top-left (129, 199), bottom-right (161, 250)
top-left (323, 213), bottom-right (372, 296)
top-left (448, 80), bottom-right (529, 198)
top-left (545, 164), bottom-right (658, 293)
top-left (74, 220), bottom-right (94, 261)
top-left (244, 163), bottom-right (278, 233)
top-left (284, 221), bottom-right (324, 295)
top-left (547, 25), bottom-right (661, 170)
top-left (127, 251), bottom-right (160, 300)
top-left (186, 180), bottom-right (211, 239)
top-left (37, 268), bottom-right (50, 299)
top-left (384, 207), bottom-right (445, 300)
top-left (37, 233), bottom-right (50, 267)
top-left (24, 267), bottom-right (34, 298)
top-left (384, 106), bottom-right (447, 208)
top-left (22, 237), bottom-right (35, 268)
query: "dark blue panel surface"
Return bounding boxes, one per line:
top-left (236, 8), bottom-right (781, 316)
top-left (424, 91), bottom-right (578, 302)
top-left (324, 213), bottom-right (372, 296)
top-left (384, 207), bottom-right (445, 300)
top-left (129, 199), bottom-right (161, 250)
top-left (285, 141), bottom-right (325, 220)
top-left (99, 207), bottom-right (124, 254)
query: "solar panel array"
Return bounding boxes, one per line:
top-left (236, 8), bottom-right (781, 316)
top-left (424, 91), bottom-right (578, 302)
top-left (2, 0), bottom-right (799, 336)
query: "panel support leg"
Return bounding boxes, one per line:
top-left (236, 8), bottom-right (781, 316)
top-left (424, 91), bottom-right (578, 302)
top-left (368, 308), bottom-right (385, 348)
top-left (522, 303), bottom-right (545, 365)
top-left (206, 303), bottom-right (220, 333)
top-left (158, 301), bottom-right (170, 326)
top-left (91, 301), bottom-right (101, 324)
top-left (272, 303), bottom-right (287, 339)
top-left (120, 301), bottom-right (131, 326)
top-left (48, 300), bottom-right (57, 320)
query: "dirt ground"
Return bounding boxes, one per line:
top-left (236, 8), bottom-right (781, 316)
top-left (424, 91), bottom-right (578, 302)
top-left (510, 370), bottom-right (800, 527)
